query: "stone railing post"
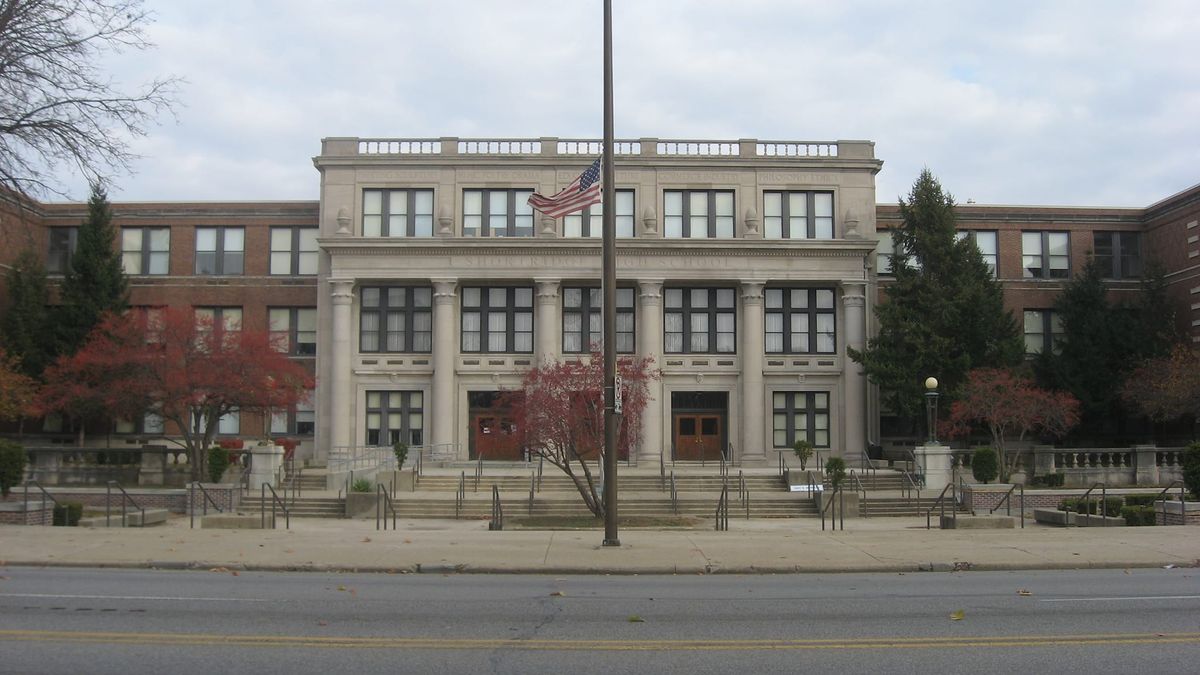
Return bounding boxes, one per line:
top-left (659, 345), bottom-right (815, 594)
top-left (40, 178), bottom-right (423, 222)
top-left (1133, 444), bottom-right (1159, 485)
top-left (1033, 445), bottom-right (1056, 477)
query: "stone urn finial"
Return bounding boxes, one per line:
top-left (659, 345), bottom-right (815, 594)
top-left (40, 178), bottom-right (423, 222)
top-left (437, 205), bottom-right (453, 236)
top-left (335, 207), bottom-right (352, 235)
top-left (744, 207), bottom-right (760, 238)
top-left (539, 214), bottom-right (557, 237)
top-left (843, 212), bottom-right (861, 239)
top-left (642, 206), bottom-right (658, 235)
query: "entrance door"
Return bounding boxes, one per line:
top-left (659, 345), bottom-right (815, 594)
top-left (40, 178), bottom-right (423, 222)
top-left (673, 414), bottom-right (723, 461)
top-left (469, 414), bottom-right (524, 460)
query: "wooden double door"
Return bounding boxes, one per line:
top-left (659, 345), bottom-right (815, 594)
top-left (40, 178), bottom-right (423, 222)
top-left (672, 414), bottom-right (724, 461)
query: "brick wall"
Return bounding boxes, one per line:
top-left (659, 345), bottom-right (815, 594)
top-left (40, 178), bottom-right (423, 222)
top-left (0, 503), bottom-right (53, 525)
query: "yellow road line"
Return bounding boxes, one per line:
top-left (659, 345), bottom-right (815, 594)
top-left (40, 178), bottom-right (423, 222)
top-left (1, 630), bottom-right (1199, 651)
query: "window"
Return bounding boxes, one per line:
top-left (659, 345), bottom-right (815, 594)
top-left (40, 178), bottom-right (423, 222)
top-left (463, 189), bottom-right (534, 237)
top-left (1024, 309), bottom-right (1064, 355)
top-left (876, 230), bottom-right (895, 274)
top-left (47, 227), bottom-right (78, 273)
top-left (773, 392), bottom-right (830, 448)
top-left (269, 307), bottom-right (317, 356)
top-left (764, 191), bottom-right (834, 239)
top-left (270, 227), bottom-right (318, 275)
top-left (956, 230), bottom-right (998, 277)
top-left (1022, 231), bottom-right (1069, 279)
top-left (1094, 232), bottom-right (1140, 279)
top-left (365, 391), bottom-right (423, 446)
top-left (664, 190), bottom-right (735, 238)
top-left (194, 307), bottom-right (242, 348)
top-left (195, 227), bottom-right (244, 275)
top-left (461, 287), bottom-right (533, 353)
top-left (765, 288), bottom-right (836, 354)
top-left (193, 410), bottom-right (239, 436)
top-left (564, 190), bottom-right (635, 237)
top-left (664, 287), bottom-right (736, 354)
top-left (363, 189), bottom-right (434, 237)
top-left (114, 410), bottom-right (165, 435)
top-left (121, 227), bottom-right (170, 275)
top-left (562, 287), bottom-right (635, 353)
top-left (360, 287), bottom-right (432, 353)
top-left (271, 393), bottom-right (315, 436)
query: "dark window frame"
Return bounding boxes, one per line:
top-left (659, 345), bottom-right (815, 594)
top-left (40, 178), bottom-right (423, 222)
top-left (362, 188), bottom-right (435, 237)
top-left (121, 226), bottom-right (171, 275)
top-left (271, 397), bottom-right (315, 437)
top-left (1023, 308), bottom-right (1063, 356)
top-left (561, 286), bottom-right (636, 354)
top-left (764, 287), bottom-right (837, 354)
top-left (563, 189), bottom-right (636, 237)
top-left (957, 230), bottom-right (999, 277)
top-left (47, 226), bottom-right (79, 274)
top-left (1093, 231), bottom-right (1141, 279)
top-left (460, 286), bottom-right (534, 354)
top-left (664, 189), bottom-right (736, 238)
top-left (194, 226), bottom-right (245, 276)
top-left (359, 286), bottom-right (433, 354)
top-left (763, 190), bottom-right (835, 239)
top-left (1022, 231), bottom-right (1070, 280)
top-left (365, 390), bottom-right (423, 446)
top-left (269, 226), bottom-right (318, 275)
top-left (269, 307), bottom-right (317, 356)
top-left (664, 287), bottom-right (737, 354)
top-left (463, 188), bottom-right (535, 237)
top-left (772, 391), bottom-right (831, 449)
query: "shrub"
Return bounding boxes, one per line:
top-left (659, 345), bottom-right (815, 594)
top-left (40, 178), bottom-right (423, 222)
top-left (393, 440), bottom-right (409, 469)
top-left (971, 448), bottom-right (999, 484)
top-left (52, 501), bottom-right (83, 526)
top-left (824, 457), bottom-right (847, 490)
top-left (0, 439), bottom-right (26, 497)
top-left (1123, 494), bottom-right (1160, 508)
top-left (792, 439), bottom-right (814, 471)
top-left (207, 447), bottom-right (230, 484)
top-left (351, 477), bottom-right (373, 493)
top-left (1059, 496), bottom-right (1123, 517)
top-left (1183, 442), bottom-right (1200, 501)
top-left (1121, 505), bottom-right (1157, 527)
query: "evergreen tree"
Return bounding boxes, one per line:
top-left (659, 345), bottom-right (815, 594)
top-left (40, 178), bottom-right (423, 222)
top-left (1036, 259), bottom-right (1179, 436)
top-left (1, 248), bottom-right (53, 378)
top-left (850, 169), bottom-right (1023, 430)
top-left (57, 183), bottom-right (129, 354)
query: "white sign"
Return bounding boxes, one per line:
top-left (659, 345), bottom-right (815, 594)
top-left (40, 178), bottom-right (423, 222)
top-left (613, 373), bottom-right (623, 414)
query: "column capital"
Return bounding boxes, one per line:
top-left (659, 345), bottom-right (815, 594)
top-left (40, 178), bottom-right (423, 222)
top-left (638, 279), bottom-right (664, 303)
top-left (841, 281), bottom-right (867, 307)
top-left (330, 279), bottom-right (355, 305)
top-left (432, 279), bottom-right (457, 305)
top-left (740, 280), bottom-right (765, 304)
top-left (535, 278), bottom-right (561, 305)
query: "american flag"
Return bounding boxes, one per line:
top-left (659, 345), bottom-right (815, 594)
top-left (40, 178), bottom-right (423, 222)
top-left (527, 156), bottom-right (602, 218)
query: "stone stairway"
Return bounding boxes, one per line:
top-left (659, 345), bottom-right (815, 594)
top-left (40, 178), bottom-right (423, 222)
top-left (240, 494), bottom-right (344, 519)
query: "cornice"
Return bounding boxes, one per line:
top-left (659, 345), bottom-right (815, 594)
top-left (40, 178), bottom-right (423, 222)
top-left (319, 238), bottom-right (878, 259)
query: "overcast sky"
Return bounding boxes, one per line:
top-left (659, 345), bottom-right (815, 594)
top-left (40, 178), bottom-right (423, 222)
top-left (68, 0), bottom-right (1200, 207)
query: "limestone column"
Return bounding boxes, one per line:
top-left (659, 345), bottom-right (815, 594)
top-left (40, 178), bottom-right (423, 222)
top-left (431, 279), bottom-right (458, 458)
top-left (638, 280), bottom-right (664, 464)
top-left (740, 281), bottom-right (766, 462)
top-left (843, 282), bottom-right (868, 464)
top-left (534, 279), bottom-right (560, 365)
top-left (329, 279), bottom-right (355, 453)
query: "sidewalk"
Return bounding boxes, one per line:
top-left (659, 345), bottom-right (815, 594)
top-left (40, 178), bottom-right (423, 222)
top-left (5, 516), bottom-right (1199, 574)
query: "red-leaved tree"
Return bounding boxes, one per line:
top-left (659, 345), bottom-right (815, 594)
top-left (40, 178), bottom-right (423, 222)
top-left (1122, 345), bottom-right (1200, 427)
top-left (0, 347), bottom-right (37, 424)
top-left (941, 367), bottom-right (1081, 479)
top-left (37, 308), bottom-right (314, 481)
top-left (494, 352), bottom-right (658, 518)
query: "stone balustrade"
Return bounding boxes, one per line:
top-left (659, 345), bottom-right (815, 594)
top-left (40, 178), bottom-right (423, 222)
top-left (23, 445), bottom-right (191, 487)
top-left (334, 137), bottom-right (863, 160)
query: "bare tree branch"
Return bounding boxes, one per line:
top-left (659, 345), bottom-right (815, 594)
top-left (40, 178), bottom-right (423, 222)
top-left (0, 0), bottom-right (180, 197)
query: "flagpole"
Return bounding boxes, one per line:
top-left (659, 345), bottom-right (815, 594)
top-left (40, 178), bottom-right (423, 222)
top-left (601, 0), bottom-right (619, 547)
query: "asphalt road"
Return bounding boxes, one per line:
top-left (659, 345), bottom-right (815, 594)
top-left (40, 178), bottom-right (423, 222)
top-left (1, 567), bottom-right (1198, 674)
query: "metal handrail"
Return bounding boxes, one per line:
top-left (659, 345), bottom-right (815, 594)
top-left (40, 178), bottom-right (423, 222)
top-left (905, 449), bottom-right (925, 485)
top-left (537, 455), bottom-right (544, 492)
top-left (778, 451), bottom-right (787, 479)
top-left (528, 473), bottom-right (536, 515)
top-left (719, 452), bottom-right (728, 478)
top-left (106, 481), bottom-right (144, 528)
top-left (22, 478), bottom-right (58, 526)
top-left (989, 483), bottom-right (1025, 529)
top-left (900, 471), bottom-right (921, 512)
top-left (739, 472), bottom-right (750, 520)
top-left (660, 448), bottom-right (666, 489)
top-left (189, 481), bottom-right (224, 529)
top-left (1074, 482), bottom-right (1109, 527)
top-left (474, 455), bottom-right (483, 492)
top-left (715, 482), bottom-right (729, 531)
top-left (376, 483), bottom-right (397, 530)
top-left (957, 475), bottom-right (973, 513)
top-left (1147, 478), bottom-right (1185, 526)
top-left (489, 484), bottom-right (503, 531)
top-left (670, 471), bottom-right (678, 515)
top-left (821, 486), bottom-right (844, 531)
top-left (859, 448), bottom-right (877, 486)
top-left (261, 483), bottom-right (290, 530)
top-left (925, 483), bottom-right (956, 530)
top-left (849, 470), bottom-right (868, 518)
top-left (455, 471), bottom-right (466, 519)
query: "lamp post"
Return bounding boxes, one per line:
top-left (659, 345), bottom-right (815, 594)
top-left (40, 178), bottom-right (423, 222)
top-left (924, 376), bottom-right (939, 444)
